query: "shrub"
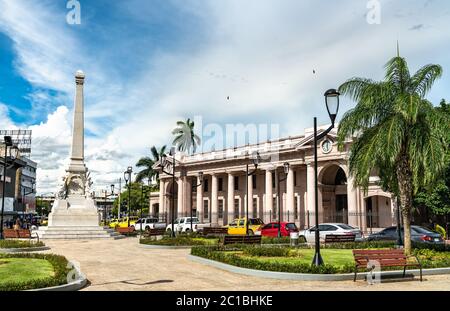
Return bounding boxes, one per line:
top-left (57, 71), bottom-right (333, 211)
top-left (435, 224), bottom-right (447, 240)
top-left (0, 253), bottom-right (71, 291)
top-left (242, 246), bottom-right (291, 257)
top-left (0, 240), bottom-right (45, 249)
top-left (140, 236), bottom-right (218, 246)
top-left (261, 236), bottom-right (291, 244)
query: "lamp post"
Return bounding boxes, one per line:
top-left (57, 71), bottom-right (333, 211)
top-left (160, 147), bottom-right (176, 237)
top-left (245, 151), bottom-right (259, 235)
top-left (312, 89), bottom-right (340, 266)
top-left (124, 167), bottom-right (133, 228)
top-left (102, 184), bottom-right (115, 226)
top-left (1, 136), bottom-right (19, 240)
top-left (190, 172), bottom-right (203, 232)
top-left (277, 162), bottom-right (290, 238)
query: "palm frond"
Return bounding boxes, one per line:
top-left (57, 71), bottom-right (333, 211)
top-left (410, 64), bottom-right (442, 98)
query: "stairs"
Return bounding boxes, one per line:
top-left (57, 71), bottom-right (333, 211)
top-left (37, 226), bottom-right (126, 240)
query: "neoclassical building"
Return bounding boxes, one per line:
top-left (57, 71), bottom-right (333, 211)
top-left (151, 125), bottom-right (398, 232)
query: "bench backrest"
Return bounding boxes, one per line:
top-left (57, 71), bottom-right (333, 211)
top-left (3, 229), bottom-right (19, 239)
top-left (17, 229), bottom-right (32, 238)
top-left (325, 234), bottom-right (355, 243)
top-left (116, 227), bottom-right (135, 233)
top-left (223, 235), bottom-right (262, 245)
top-left (203, 227), bottom-right (228, 235)
top-left (146, 228), bottom-right (166, 236)
top-left (353, 249), bottom-right (407, 266)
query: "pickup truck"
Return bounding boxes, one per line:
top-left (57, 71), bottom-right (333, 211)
top-left (135, 217), bottom-right (167, 231)
top-left (166, 217), bottom-right (210, 233)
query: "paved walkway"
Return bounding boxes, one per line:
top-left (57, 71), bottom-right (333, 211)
top-left (43, 238), bottom-right (450, 291)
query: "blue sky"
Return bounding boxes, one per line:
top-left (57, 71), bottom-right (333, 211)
top-left (0, 0), bottom-right (449, 193)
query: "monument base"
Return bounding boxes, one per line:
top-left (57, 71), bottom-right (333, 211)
top-left (39, 195), bottom-right (122, 240)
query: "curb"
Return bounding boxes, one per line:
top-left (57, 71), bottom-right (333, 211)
top-left (188, 255), bottom-right (450, 281)
top-left (27, 261), bottom-right (87, 291)
top-left (139, 244), bottom-right (192, 250)
top-left (0, 246), bottom-right (51, 253)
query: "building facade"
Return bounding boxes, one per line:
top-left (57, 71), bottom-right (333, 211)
top-left (152, 125), bottom-right (399, 233)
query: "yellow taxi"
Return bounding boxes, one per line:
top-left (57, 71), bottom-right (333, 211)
top-left (109, 219), bottom-right (119, 229)
top-left (116, 216), bottom-right (139, 228)
top-left (225, 218), bottom-right (264, 235)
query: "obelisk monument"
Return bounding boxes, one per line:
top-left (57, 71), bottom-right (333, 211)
top-left (40, 71), bottom-right (119, 239)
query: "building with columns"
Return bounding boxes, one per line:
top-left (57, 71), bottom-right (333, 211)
top-left (151, 125), bottom-right (398, 233)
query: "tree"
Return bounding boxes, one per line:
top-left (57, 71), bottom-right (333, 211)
top-left (337, 55), bottom-right (450, 253)
top-left (36, 198), bottom-right (51, 216)
top-left (112, 182), bottom-right (156, 216)
top-left (135, 145), bottom-right (167, 186)
top-left (172, 118), bottom-right (201, 154)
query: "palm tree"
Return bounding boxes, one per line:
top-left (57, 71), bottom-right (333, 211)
top-left (172, 118), bottom-right (201, 154)
top-left (135, 145), bottom-right (167, 186)
top-left (337, 53), bottom-right (450, 253)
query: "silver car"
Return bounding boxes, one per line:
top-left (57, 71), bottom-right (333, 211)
top-left (299, 223), bottom-right (364, 243)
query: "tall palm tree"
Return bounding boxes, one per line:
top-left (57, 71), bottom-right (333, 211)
top-left (135, 145), bottom-right (167, 185)
top-left (337, 54), bottom-right (449, 253)
top-left (172, 118), bottom-right (201, 154)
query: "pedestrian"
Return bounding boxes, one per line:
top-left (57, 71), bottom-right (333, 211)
top-left (13, 218), bottom-right (21, 230)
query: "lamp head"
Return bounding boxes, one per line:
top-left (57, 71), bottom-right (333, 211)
top-left (324, 88), bottom-right (340, 124)
top-left (4, 136), bottom-right (13, 147)
top-left (9, 145), bottom-right (19, 160)
top-left (251, 151), bottom-right (260, 167)
top-left (283, 162), bottom-right (290, 174)
top-left (198, 172), bottom-right (204, 180)
top-left (111, 184), bottom-right (115, 194)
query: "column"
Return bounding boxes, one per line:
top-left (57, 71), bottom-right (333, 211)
top-left (286, 167), bottom-right (295, 222)
top-left (248, 173), bottom-right (253, 218)
top-left (306, 163), bottom-right (316, 225)
top-left (265, 169), bottom-right (273, 223)
top-left (196, 175), bottom-right (203, 222)
top-left (211, 174), bottom-right (218, 225)
top-left (177, 177), bottom-right (184, 218)
top-left (159, 179), bottom-right (165, 220)
top-left (347, 174), bottom-right (358, 227)
top-left (227, 173), bottom-right (234, 225)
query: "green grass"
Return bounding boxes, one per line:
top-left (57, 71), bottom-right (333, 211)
top-left (0, 258), bottom-right (54, 285)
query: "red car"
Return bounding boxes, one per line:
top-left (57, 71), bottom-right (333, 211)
top-left (259, 222), bottom-right (299, 237)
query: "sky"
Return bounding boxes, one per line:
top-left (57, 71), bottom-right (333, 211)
top-left (0, 0), bottom-right (449, 195)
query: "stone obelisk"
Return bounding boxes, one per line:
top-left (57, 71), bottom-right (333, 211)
top-left (40, 71), bottom-right (120, 239)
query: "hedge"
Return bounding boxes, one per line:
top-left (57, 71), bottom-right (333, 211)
top-left (0, 253), bottom-right (71, 291)
top-left (0, 240), bottom-right (45, 249)
top-left (140, 236), bottom-right (218, 246)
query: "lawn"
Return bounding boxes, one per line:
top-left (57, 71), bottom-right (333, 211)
top-left (254, 249), bottom-right (354, 267)
top-left (0, 258), bottom-right (54, 285)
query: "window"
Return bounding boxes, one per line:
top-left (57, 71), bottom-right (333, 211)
top-left (294, 196), bottom-right (299, 220)
top-left (238, 219), bottom-right (245, 226)
top-left (179, 218), bottom-right (185, 224)
top-left (272, 172), bottom-right (275, 188)
top-left (203, 200), bottom-right (209, 219)
top-left (218, 200), bottom-right (224, 219)
top-left (218, 178), bottom-right (223, 192)
top-left (234, 199), bottom-right (240, 218)
top-left (294, 171), bottom-right (297, 187)
top-left (252, 198), bottom-right (257, 218)
top-left (203, 179), bottom-right (209, 192)
top-left (272, 197), bottom-right (277, 219)
top-left (337, 224), bottom-right (355, 230)
top-left (234, 176), bottom-right (239, 191)
top-left (273, 223), bottom-right (280, 229)
top-left (252, 174), bottom-right (256, 189)
top-left (263, 224), bottom-right (273, 229)
top-left (286, 223), bottom-right (298, 230)
top-left (229, 220), bottom-right (237, 227)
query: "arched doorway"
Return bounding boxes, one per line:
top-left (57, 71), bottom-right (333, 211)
top-left (319, 164), bottom-right (348, 223)
top-left (165, 181), bottom-right (178, 221)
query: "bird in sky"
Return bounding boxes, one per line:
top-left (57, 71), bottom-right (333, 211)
top-left (227, 96), bottom-right (230, 100)
top-left (313, 69), bottom-right (316, 74)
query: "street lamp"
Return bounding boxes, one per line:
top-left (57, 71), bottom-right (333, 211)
top-left (1, 136), bottom-right (18, 240)
top-left (191, 172), bottom-right (203, 232)
top-left (160, 147), bottom-right (176, 237)
top-left (312, 89), bottom-right (340, 266)
top-left (276, 162), bottom-right (290, 238)
top-left (124, 166), bottom-right (133, 228)
top-left (245, 151), bottom-right (259, 235)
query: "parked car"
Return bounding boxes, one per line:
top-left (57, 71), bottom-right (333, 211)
top-left (166, 217), bottom-right (209, 233)
top-left (299, 223), bottom-right (364, 243)
top-left (116, 216), bottom-right (139, 228)
top-left (258, 222), bottom-right (299, 237)
top-left (109, 219), bottom-right (119, 229)
top-left (367, 225), bottom-right (444, 245)
top-left (225, 218), bottom-right (264, 235)
top-left (134, 217), bottom-right (166, 231)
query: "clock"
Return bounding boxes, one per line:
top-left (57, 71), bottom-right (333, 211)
top-left (321, 139), bottom-right (333, 154)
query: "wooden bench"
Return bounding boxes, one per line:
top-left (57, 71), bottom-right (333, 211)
top-left (115, 227), bottom-right (136, 235)
top-left (144, 228), bottom-right (166, 237)
top-left (352, 249), bottom-right (422, 282)
top-left (3, 229), bottom-right (40, 243)
top-left (325, 234), bottom-right (355, 244)
top-left (203, 227), bottom-right (228, 236)
top-left (223, 235), bottom-right (262, 246)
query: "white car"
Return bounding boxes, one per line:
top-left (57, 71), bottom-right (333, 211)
top-left (166, 217), bottom-right (208, 233)
top-left (134, 217), bottom-right (166, 231)
top-left (299, 223), bottom-right (364, 243)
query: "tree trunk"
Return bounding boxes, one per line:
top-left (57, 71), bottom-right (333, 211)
top-left (396, 152), bottom-right (414, 254)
